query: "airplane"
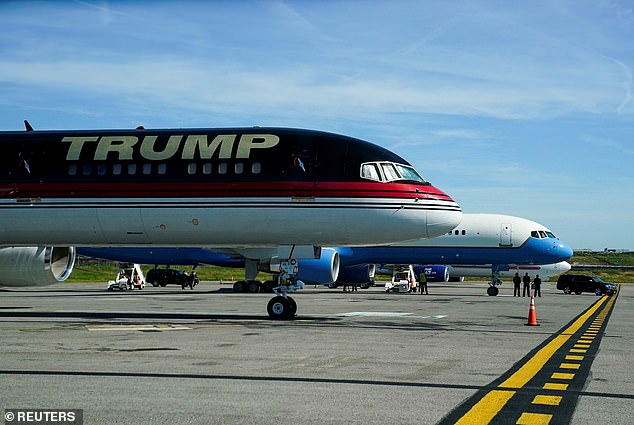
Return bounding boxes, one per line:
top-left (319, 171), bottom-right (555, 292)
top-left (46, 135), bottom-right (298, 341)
top-left (0, 123), bottom-right (462, 319)
top-left (338, 213), bottom-right (574, 295)
top-left (76, 214), bottom-right (573, 296)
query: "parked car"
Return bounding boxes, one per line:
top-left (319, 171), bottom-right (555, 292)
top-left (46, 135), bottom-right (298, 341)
top-left (146, 268), bottom-right (199, 289)
top-left (556, 274), bottom-right (616, 296)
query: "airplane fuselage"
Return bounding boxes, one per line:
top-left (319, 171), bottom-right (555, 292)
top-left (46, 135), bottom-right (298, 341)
top-left (0, 127), bottom-right (461, 247)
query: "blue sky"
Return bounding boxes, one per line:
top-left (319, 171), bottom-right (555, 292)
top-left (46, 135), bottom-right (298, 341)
top-left (1, 1), bottom-right (632, 250)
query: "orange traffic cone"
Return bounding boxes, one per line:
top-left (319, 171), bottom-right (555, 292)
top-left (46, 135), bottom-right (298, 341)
top-left (525, 295), bottom-right (539, 326)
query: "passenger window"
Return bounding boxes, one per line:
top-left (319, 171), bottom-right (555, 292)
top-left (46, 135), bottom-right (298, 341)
top-left (203, 163), bottom-right (212, 175)
top-left (235, 163), bottom-right (244, 174)
top-left (188, 163), bottom-right (197, 175)
top-left (68, 164), bottom-right (77, 176)
top-left (113, 164), bottom-right (122, 175)
top-left (97, 163), bottom-right (107, 176)
top-left (82, 164), bottom-right (92, 176)
top-left (218, 163), bottom-right (227, 174)
top-left (157, 163), bottom-right (167, 175)
top-left (143, 163), bottom-right (152, 175)
top-left (252, 162), bottom-right (261, 174)
top-left (454, 230), bottom-right (459, 235)
top-left (461, 230), bottom-right (466, 235)
top-left (128, 163), bottom-right (136, 175)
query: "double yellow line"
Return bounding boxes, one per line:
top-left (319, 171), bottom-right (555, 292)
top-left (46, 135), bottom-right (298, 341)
top-left (455, 294), bottom-right (612, 425)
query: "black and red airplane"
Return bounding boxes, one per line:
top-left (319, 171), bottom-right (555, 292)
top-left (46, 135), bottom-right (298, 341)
top-left (0, 123), bottom-right (461, 318)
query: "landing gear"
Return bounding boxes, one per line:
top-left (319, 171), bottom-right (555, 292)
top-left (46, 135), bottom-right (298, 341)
top-left (266, 259), bottom-right (304, 320)
top-left (487, 267), bottom-right (503, 296)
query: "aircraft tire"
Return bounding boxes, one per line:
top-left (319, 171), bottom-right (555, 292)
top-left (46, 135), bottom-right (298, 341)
top-left (247, 280), bottom-right (260, 293)
top-left (233, 281), bottom-right (246, 293)
top-left (288, 296), bottom-right (297, 317)
top-left (486, 286), bottom-right (498, 296)
top-left (267, 296), bottom-right (293, 320)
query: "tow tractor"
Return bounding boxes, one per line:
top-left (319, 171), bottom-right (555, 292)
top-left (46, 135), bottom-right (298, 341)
top-left (385, 265), bottom-right (418, 293)
top-left (107, 263), bottom-right (146, 291)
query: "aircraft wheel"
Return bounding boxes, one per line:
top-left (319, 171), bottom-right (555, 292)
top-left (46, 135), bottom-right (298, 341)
top-left (288, 296), bottom-right (297, 317)
top-left (233, 280), bottom-right (246, 293)
top-left (247, 280), bottom-right (261, 293)
top-left (487, 286), bottom-right (499, 296)
top-left (267, 296), bottom-right (293, 320)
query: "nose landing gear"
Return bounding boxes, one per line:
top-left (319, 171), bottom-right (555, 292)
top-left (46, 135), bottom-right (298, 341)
top-left (266, 259), bottom-right (304, 320)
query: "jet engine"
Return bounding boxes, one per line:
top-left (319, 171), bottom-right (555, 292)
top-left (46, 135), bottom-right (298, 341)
top-left (337, 264), bottom-right (376, 285)
top-left (0, 246), bottom-right (76, 286)
top-left (415, 265), bottom-right (449, 282)
top-left (296, 248), bottom-right (340, 285)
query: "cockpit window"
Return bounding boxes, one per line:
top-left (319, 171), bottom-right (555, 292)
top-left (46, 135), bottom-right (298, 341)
top-left (531, 230), bottom-right (558, 239)
top-left (360, 161), bottom-right (426, 183)
top-left (361, 163), bottom-right (381, 181)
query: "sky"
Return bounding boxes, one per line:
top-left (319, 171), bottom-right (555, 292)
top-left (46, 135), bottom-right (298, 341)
top-left (0, 0), bottom-right (632, 251)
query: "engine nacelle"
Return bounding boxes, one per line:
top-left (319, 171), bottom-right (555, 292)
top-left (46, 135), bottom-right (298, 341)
top-left (296, 248), bottom-right (340, 285)
top-left (0, 246), bottom-right (76, 287)
top-left (337, 264), bottom-right (376, 284)
top-left (415, 265), bottom-right (449, 282)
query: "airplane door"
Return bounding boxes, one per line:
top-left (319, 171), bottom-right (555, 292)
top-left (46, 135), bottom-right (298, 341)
top-left (499, 223), bottom-right (512, 246)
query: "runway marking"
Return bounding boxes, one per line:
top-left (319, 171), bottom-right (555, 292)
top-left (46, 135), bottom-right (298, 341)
top-left (439, 289), bottom-right (619, 425)
top-left (336, 312), bottom-right (447, 319)
top-left (86, 324), bottom-right (192, 331)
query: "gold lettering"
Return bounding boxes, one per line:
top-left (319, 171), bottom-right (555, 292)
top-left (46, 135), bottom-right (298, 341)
top-left (236, 134), bottom-right (280, 158)
top-left (181, 134), bottom-right (235, 160)
top-left (62, 136), bottom-right (99, 160)
top-left (95, 136), bottom-right (138, 161)
top-left (140, 135), bottom-right (181, 160)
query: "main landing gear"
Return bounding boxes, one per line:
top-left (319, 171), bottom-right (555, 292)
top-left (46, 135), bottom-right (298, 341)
top-left (266, 259), bottom-right (304, 320)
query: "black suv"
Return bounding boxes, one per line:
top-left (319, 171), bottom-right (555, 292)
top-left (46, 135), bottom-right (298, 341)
top-left (146, 268), bottom-right (199, 289)
top-left (556, 274), bottom-right (616, 296)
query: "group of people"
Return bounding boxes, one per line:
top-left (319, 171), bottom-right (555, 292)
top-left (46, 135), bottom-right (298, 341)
top-left (513, 272), bottom-right (542, 297)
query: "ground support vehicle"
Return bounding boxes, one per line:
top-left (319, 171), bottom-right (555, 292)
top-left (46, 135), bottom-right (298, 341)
top-left (385, 265), bottom-right (418, 293)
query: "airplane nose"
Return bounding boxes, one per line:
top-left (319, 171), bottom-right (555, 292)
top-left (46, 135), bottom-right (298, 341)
top-left (556, 242), bottom-right (574, 261)
top-left (427, 209), bottom-right (463, 239)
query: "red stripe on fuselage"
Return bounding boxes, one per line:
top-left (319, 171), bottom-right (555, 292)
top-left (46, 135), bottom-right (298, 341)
top-left (4, 181), bottom-right (455, 201)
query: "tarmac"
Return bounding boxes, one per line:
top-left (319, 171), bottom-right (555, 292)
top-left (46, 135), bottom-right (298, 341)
top-left (1, 281), bottom-right (632, 424)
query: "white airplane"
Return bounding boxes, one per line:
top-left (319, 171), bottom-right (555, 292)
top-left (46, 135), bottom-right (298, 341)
top-left (79, 214), bottom-right (573, 297)
top-left (0, 123), bottom-right (462, 319)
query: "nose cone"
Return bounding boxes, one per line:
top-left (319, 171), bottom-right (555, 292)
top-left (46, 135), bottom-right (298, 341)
top-left (427, 209), bottom-right (463, 239)
top-left (555, 241), bottom-right (574, 262)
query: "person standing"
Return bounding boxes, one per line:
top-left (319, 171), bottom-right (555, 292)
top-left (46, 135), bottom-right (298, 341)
top-left (533, 274), bottom-right (542, 297)
top-left (419, 273), bottom-right (428, 295)
top-left (513, 273), bottom-right (521, 297)
top-left (522, 273), bottom-right (531, 297)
